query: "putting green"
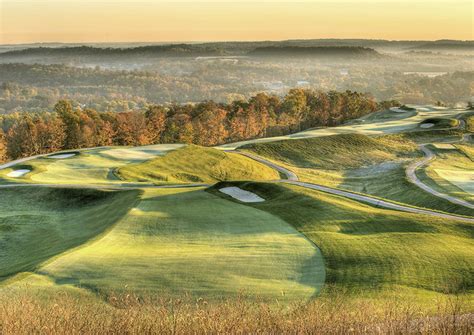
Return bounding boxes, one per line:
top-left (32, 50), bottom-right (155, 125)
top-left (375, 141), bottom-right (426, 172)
top-left (0, 144), bottom-right (184, 185)
top-left (15, 188), bottom-right (324, 302)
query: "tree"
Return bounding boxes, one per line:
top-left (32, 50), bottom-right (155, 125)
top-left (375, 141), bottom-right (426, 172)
top-left (145, 106), bottom-right (167, 144)
top-left (35, 116), bottom-right (65, 153)
top-left (114, 112), bottom-right (150, 146)
top-left (55, 100), bottom-right (81, 149)
top-left (6, 115), bottom-right (38, 159)
top-left (0, 129), bottom-right (7, 163)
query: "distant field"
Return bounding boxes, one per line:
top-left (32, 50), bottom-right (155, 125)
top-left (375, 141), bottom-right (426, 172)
top-left (212, 182), bottom-right (474, 304)
top-left (118, 145), bottom-right (280, 184)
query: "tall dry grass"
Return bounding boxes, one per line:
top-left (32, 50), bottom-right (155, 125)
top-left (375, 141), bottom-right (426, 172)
top-left (0, 291), bottom-right (472, 334)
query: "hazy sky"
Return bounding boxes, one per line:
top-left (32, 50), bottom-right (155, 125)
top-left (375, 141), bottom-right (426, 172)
top-left (1, 0), bottom-right (472, 44)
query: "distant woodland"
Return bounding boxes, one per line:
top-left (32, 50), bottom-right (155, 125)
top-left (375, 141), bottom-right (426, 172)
top-left (0, 39), bottom-right (471, 161)
top-left (0, 89), bottom-right (381, 161)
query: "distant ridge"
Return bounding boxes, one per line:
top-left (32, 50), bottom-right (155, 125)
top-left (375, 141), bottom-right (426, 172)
top-left (247, 46), bottom-right (381, 58)
top-left (410, 40), bottom-right (474, 51)
top-left (0, 44), bottom-right (227, 58)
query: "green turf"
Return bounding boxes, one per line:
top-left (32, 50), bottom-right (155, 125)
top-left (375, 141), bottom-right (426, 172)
top-left (419, 117), bottom-right (459, 129)
top-left (218, 106), bottom-right (462, 150)
top-left (241, 133), bottom-right (419, 170)
top-left (242, 133), bottom-right (474, 217)
top-left (211, 182), bottom-right (474, 301)
top-left (118, 145), bottom-right (280, 184)
top-left (0, 144), bottom-right (184, 185)
top-left (417, 144), bottom-right (474, 204)
top-left (0, 187), bottom-right (140, 281)
top-left (13, 187), bottom-right (323, 302)
top-left (464, 113), bottom-right (474, 132)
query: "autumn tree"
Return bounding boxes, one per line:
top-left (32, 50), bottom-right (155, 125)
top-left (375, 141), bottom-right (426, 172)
top-left (55, 100), bottom-right (81, 149)
top-left (34, 115), bottom-right (65, 153)
top-left (145, 106), bottom-right (167, 144)
top-left (6, 115), bottom-right (39, 159)
top-left (0, 129), bottom-right (7, 163)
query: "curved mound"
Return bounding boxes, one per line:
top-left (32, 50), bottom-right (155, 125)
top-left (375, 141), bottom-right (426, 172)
top-left (241, 133), bottom-right (418, 169)
top-left (117, 145), bottom-right (280, 184)
top-left (35, 188), bottom-right (324, 301)
top-left (420, 118), bottom-right (459, 129)
top-left (0, 187), bottom-right (140, 281)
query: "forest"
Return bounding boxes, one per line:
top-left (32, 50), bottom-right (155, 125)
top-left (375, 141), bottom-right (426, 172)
top-left (0, 89), bottom-right (382, 162)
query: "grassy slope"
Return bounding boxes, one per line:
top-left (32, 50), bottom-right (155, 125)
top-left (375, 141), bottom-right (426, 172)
top-left (212, 182), bottom-right (474, 304)
top-left (0, 144), bottom-right (183, 185)
top-left (418, 144), bottom-right (474, 203)
top-left (419, 117), bottom-right (459, 129)
top-left (242, 133), bottom-right (474, 216)
top-left (0, 187), bottom-right (140, 281)
top-left (26, 188), bottom-right (323, 302)
top-left (118, 145), bottom-right (280, 184)
top-left (241, 133), bottom-right (419, 169)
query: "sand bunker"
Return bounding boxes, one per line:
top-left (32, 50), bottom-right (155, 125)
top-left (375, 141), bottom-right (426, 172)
top-left (420, 123), bottom-right (434, 129)
top-left (48, 153), bottom-right (76, 159)
top-left (7, 169), bottom-right (30, 178)
top-left (219, 187), bottom-right (265, 203)
top-left (432, 143), bottom-right (456, 150)
top-left (390, 107), bottom-right (408, 113)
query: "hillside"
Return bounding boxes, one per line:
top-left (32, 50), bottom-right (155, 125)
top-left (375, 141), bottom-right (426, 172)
top-left (118, 145), bottom-right (280, 184)
top-left (248, 46), bottom-right (381, 58)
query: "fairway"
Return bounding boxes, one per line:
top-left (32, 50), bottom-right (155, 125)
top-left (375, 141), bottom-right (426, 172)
top-left (212, 182), bottom-right (474, 303)
top-left (219, 106), bottom-right (462, 150)
top-left (418, 143), bottom-right (474, 204)
top-left (0, 144), bottom-right (184, 185)
top-left (0, 106), bottom-right (473, 310)
top-left (241, 132), bottom-right (474, 217)
top-left (8, 187), bottom-right (324, 302)
top-left (0, 187), bottom-right (140, 281)
top-left (435, 169), bottom-right (474, 193)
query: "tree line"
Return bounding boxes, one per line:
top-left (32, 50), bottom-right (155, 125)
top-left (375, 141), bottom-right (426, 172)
top-left (0, 89), bottom-right (385, 162)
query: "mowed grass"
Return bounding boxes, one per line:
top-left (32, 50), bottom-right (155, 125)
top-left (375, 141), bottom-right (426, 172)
top-left (0, 187), bottom-right (140, 281)
top-left (19, 187), bottom-right (323, 302)
top-left (241, 133), bottom-right (419, 170)
top-left (0, 144), bottom-right (183, 185)
top-left (218, 107), bottom-right (462, 150)
top-left (118, 145), bottom-right (280, 184)
top-left (417, 144), bottom-right (474, 203)
top-left (242, 133), bottom-right (474, 217)
top-left (211, 182), bottom-right (474, 303)
top-left (419, 117), bottom-right (459, 129)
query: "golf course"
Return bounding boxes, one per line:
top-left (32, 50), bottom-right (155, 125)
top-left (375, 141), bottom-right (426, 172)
top-left (1, 104), bottom-right (473, 331)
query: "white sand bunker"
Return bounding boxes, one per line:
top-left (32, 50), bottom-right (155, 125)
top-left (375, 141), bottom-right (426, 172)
top-left (420, 123), bottom-right (434, 129)
top-left (48, 153), bottom-right (76, 159)
top-left (219, 187), bottom-right (265, 203)
top-left (7, 169), bottom-right (30, 178)
top-left (390, 107), bottom-right (407, 113)
top-left (432, 143), bottom-right (456, 150)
